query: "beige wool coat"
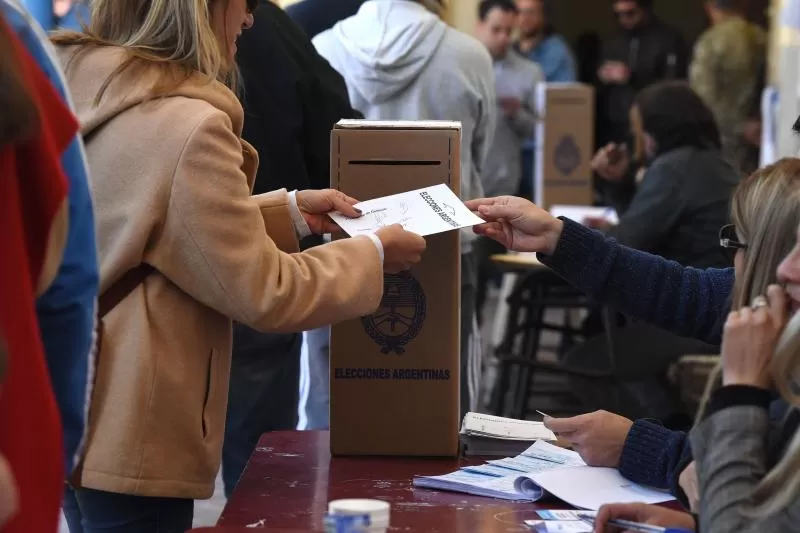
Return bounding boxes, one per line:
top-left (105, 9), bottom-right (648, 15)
top-left (57, 45), bottom-right (383, 499)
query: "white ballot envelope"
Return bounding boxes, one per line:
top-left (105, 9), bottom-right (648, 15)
top-left (329, 184), bottom-right (484, 237)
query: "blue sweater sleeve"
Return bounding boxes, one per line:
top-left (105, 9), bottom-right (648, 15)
top-left (618, 420), bottom-right (692, 492)
top-left (539, 218), bottom-right (733, 345)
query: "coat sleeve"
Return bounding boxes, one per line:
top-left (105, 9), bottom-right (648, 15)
top-left (148, 110), bottom-right (384, 333)
top-left (618, 419), bottom-right (691, 492)
top-left (691, 388), bottom-right (800, 532)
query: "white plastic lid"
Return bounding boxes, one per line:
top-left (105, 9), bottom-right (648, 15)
top-left (328, 499), bottom-right (390, 527)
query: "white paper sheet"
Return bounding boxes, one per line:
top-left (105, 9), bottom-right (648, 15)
top-left (521, 441), bottom-right (586, 466)
top-left (528, 466), bottom-right (674, 510)
top-left (328, 184), bottom-right (485, 237)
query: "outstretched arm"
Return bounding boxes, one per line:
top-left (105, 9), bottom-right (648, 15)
top-left (540, 218), bottom-right (731, 345)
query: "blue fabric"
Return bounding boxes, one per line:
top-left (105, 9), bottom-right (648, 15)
top-left (55, 2), bottom-right (90, 31)
top-left (539, 218), bottom-right (733, 346)
top-left (2, 0), bottom-right (99, 475)
top-left (619, 419), bottom-right (692, 490)
top-left (515, 34), bottom-right (576, 83)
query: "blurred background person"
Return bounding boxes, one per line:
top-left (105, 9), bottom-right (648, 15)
top-left (588, 82), bottom-right (739, 270)
top-left (285, 0), bottom-right (365, 39)
top-left (314, 0), bottom-right (496, 415)
top-left (513, 0), bottom-right (576, 83)
top-left (597, 0), bottom-right (687, 148)
top-left (513, 0), bottom-right (575, 201)
top-left (473, 0), bottom-right (543, 322)
top-left (575, 81), bottom-right (738, 421)
top-left (222, 0), bottom-right (364, 495)
top-left (690, 0), bottom-right (766, 176)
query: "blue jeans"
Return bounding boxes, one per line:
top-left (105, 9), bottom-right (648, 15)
top-left (63, 486), bottom-right (193, 533)
top-left (222, 325), bottom-right (301, 497)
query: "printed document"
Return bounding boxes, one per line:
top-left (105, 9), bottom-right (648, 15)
top-left (328, 184), bottom-right (484, 237)
top-left (413, 440), bottom-right (675, 509)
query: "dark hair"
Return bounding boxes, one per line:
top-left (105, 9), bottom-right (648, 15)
top-left (709, 0), bottom-right (740, 10)
top-left (613, 0), bottom-right (653, 8)
top-left (539, 0), bottom-right (556, 36)
top-left (0, 15), bottom-right (39, 146)
top-left (633, 81), bottom-right (721, 157)
top-left (478, 0), bottom-right (518, 20)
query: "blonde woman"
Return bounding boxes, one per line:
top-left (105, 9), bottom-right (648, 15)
top-left (594, 279), bottom-right (800, 532)
top-left (52, 0), bottom-right (426, 531)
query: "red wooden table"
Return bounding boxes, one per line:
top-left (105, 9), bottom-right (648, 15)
top-left (218, 431), bottom-right (552, 532)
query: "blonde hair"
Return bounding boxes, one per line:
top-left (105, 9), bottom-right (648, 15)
top-left (51, 0), bottom-right (234, 103)
top-left (697, 159), bottom-right (800, 418)
top-left (695, 159), bottom-right (800, 516)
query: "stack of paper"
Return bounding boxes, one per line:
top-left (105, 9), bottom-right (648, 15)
top-left (460, 412), bottom-right (557, 456)
top-left (413, 441), bottom-right (675, 510)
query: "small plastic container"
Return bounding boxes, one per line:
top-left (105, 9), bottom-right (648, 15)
top-left (325, 499), bottom-right (391, 533)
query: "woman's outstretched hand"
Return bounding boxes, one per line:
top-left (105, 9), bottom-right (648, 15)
top-left (296, 189), bottom-right (362, 235)
top-left (465, 196), bottom-right (563, 255)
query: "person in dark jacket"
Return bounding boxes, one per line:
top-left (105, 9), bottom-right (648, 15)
top-left (597, 0), bottom-right (687, 147)
top-left (588, 81), bottom-right (739, 270)
top-left (222, 1), bottom-right (361, 496)
top-left (284, 0), bottom-right (366, 39)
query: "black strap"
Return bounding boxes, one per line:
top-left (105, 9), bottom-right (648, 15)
top-left (98, 264), bottom-right (155, 319)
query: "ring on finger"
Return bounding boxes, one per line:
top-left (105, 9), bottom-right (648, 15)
top-left (751, 296), bottom-right (769, 310)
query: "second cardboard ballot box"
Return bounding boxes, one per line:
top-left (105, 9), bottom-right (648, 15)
top-left (534, 83), bottom-right (595, 209)
top-left (329, 120), bottom-right (461, 457)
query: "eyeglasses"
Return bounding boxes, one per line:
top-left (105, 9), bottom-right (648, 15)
top-left (719, 224), bottom-right (748, 262)
top-left (246, 0), bottom-right (261, 14)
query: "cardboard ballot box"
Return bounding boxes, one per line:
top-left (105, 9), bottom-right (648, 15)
top-left (329, 120), bottom-right (461, 457)
top-left (534, 84), bottom-right (595, 209)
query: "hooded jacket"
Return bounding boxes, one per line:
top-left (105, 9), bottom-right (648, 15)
top-left (55, 44), bottom-right (384, 498)
top-left (313, 0), bottom-right (496, 252)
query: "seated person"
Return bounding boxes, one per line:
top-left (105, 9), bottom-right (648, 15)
top-left (594, 281), bottom-right (800, 532)
top-left (588, 81), bottom-right (739, 269)
top-left (544, 160), bottom-right (800, 504)
top-left (465, 157), bottom-right (800, 508)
